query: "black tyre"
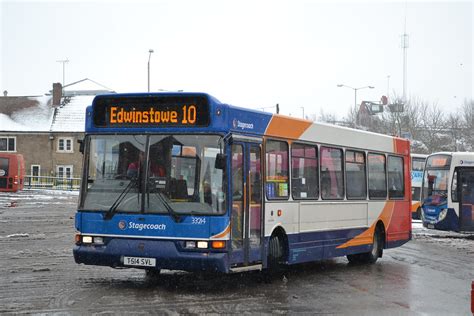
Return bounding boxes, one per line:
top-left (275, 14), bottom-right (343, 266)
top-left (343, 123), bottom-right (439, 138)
top-left (267, 234), bottom-right (284, 272)
top-left (145, 268), bottom-right (161, 279)
top-left (416, 207), bottom-right (421, 220)
top-left (347, 227), bottom-right (383, 264)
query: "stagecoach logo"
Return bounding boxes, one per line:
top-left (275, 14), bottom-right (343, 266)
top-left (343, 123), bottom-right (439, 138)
top-left (232, 119), bottom-right (254, 130)
top-left (460, 160), bottom-right (474, 165)
top-left (0, 169), bottom-right (5, 176)
top-left (118, 220), bottom-right (127, 230)
top-left (119, 221), bottom-right (127, 230)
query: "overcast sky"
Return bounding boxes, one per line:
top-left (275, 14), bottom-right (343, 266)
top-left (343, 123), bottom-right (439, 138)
top-left (1, 0), bottom-right (472, 118)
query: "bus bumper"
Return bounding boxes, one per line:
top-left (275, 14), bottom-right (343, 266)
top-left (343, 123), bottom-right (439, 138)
top-left (73, 238), bottom-right (229, 273)
top-left (422, 207), bottom-right (459, 231)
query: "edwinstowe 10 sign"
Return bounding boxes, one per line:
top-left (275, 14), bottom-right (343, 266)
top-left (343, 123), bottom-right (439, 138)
top-left (109, 104), bottom-right (198, 125)
top-left (92, 95), bottom-right (210, 127)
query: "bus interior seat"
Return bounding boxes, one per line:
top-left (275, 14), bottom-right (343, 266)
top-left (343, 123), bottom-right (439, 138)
top-left (168, 178), bottom-right (188, 199)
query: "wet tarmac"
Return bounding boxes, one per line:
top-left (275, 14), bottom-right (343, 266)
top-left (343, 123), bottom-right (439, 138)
top-left (1, 190), bottom-right (473, 315)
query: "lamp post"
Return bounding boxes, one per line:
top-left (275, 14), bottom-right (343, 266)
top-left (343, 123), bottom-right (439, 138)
top-left (337, 84), bottom-right (374, 126)
top-left (337, 84), bottom-right (375, 108)
top-left (147, 49), bottom-right (154, 92)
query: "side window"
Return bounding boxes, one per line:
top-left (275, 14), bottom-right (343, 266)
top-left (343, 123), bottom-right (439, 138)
top-left (368, 153), bottom-right (387, 199)
top-left (291, 143), bottom-right (318, 199)
top-left (388, 156), bottom-right (404, 199)
top-left (320, 146), bottom-right (344, 200)
top-left (451, 169), bottom-right (458, 202)
top-left (345, 150), bottom-right (367, 199)
top-left (57, 137), bottom-right (74, 153)
top-left (0, 137), bottom-right (16, 152)
top-left (265, 140), bottom-right (289, 199)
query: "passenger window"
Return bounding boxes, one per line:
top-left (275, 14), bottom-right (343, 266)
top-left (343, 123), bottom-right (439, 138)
top-left (388, 156), bottom-right (404, 199)
top-left (291, 143), bottom-right (318, 199)
top-left (320, 146), bottom-right (344, 200)
top-left (345, 150), bottom-right (367, 199)
top-left (265, 140), bottom-right (289, 199)
top-left (368, 153), bottom-right (387, 199)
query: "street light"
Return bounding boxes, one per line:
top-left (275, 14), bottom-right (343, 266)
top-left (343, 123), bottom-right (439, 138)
top-left (147, 49), bottom-right (154, 92)
top-left (337, 84), bottom-right (374, 108)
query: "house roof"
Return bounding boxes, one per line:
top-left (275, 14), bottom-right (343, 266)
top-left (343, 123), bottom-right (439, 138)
top-left (0, 95), bottom-right (53, 131)
top-left (0, 78), bottom-right (114, 133)
top-left (50, 95), bottom-right (95, 132)
top-left (62, 78), bottom-right (115, 96)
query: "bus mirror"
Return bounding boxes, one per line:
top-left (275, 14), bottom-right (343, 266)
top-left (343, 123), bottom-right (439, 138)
top-left (78, 139), bottom-right (84, 154)
top-left (215, 153), bottom-right (226, 170)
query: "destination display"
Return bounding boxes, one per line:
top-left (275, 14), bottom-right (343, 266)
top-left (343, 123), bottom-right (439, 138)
top-left (427, 155), bottom-right (451, 168)
top-left (92, 95), bottom-right (210, 127)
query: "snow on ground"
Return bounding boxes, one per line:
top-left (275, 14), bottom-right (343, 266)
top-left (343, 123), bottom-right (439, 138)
top-left (0, 191), bottom-right (472, 250)
top-left (0, 189), bottom-right (78, 208)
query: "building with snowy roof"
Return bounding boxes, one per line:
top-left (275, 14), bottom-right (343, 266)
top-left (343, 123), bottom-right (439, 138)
top-left (0, 79), bottom-right (115, 179)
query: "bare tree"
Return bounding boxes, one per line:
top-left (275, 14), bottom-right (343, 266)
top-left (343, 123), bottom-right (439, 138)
top-left (460, 99), bottom-right (474, 150)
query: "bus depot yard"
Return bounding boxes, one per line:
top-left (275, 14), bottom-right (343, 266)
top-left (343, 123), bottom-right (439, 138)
top-left (0, 190), bottom-right (473, 315)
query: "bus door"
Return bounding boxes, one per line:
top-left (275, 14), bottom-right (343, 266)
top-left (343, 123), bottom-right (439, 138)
top-left (0, 156), bottom-right (9, 189)
top-left (229, 140), bottom-right (263, 268)
top-left (458, 168), bottom-right (474, 231)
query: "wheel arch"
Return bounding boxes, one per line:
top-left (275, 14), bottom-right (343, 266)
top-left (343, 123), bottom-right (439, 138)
top-left (268, 225), bottom-right (289, 262)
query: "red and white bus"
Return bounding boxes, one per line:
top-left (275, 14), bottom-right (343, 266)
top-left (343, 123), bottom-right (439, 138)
top-left (0, 153), bottom-right (25, 192)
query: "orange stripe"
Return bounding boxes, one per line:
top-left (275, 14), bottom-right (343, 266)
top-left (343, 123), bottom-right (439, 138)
top-left (211, 224), bottom-right (230, 239)
top-left (265, 115), bottom-right (312, 139)
top-left (337, 202), bottom-right (395, 249)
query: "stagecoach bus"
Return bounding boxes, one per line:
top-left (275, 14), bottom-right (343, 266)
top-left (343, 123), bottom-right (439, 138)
top-left (0, 153), bottom-right (25, 192)
top-left (411, 153), bottom-right (427, 219)
top-left (421, 152), bottom-right (474, 231)
top-left (73, 92), bottom-right (411, 275)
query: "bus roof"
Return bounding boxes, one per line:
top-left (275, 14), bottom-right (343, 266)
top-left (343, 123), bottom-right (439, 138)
top-left (86, 92), bottom-right (409, 155)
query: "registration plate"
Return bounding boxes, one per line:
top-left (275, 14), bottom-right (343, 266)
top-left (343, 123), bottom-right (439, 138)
top-left (427, 224), bottom-right (434, 229)
top-left (123, 256), bottom-right (156, 267)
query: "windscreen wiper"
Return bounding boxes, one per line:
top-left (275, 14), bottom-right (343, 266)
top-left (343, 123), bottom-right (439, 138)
top-left (104, 178), bottom-right (137, 220)
top-left (147, 180), bottom-right (181, 222)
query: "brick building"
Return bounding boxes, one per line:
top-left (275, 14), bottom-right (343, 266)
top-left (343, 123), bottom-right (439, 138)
top-left (0, 79), bottom-right (114, 178)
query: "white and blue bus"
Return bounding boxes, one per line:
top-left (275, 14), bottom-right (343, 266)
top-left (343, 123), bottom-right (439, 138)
top-left (73, 92), bottom-right (412, 275)
top-left (421, 152), bottom-right (474, 231)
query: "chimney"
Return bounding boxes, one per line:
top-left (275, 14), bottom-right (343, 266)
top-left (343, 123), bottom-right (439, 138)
top-left (3, 90), bottom-right (7, 97)
top-left (53, 83), bottom-right (62, 106)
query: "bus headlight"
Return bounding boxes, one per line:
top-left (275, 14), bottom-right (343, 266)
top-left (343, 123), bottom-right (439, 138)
top-left (82, 236), bottom-right (93, 244)
top-left (184, 241), bottom-right (209, 249)
top-left (438, 209), bottom-right (448, 221)
top-left (197, 241), bottom-right (208, 249)
top-left (76, 234), bottom-right (104, 245)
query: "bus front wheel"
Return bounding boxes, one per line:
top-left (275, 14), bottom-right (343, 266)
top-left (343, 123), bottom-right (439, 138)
top-left (145, 268), bottom-right (161, 279)
top-left (267, 234), bottom-right (285, 272)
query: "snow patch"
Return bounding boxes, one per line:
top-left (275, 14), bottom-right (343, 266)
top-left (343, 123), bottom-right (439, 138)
top-left (6, 233), bottom-right (29, 238)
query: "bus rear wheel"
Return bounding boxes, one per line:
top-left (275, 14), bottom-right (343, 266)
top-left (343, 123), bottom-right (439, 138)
top-left (347, 226), bottom-right (383, 264)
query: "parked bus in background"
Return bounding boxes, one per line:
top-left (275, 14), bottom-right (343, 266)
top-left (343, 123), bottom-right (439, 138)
top-left (0, 153), bottom-right (25, 192)
top-left (74, 92), bottom-right (412, 276)
top-left (421, 152), bottom-right (474, 231)
top-left (410, 153), bottom-right (427, 219)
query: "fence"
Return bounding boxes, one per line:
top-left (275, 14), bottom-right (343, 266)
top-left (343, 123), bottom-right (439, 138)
top-left (24, 175), bottom-right (81, 191)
